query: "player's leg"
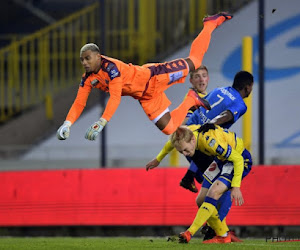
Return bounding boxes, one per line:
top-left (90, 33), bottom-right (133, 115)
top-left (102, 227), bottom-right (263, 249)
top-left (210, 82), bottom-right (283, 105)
top-left (201, 190), bottom-right (231, 241)
top-left (185, 12), bottom-right (233, 71)
top-left (140, 92), bottom-right (209, 135)
top-left (181, 152), bottom-right (213, 192)
top-left (217, 191), bottom-right (231, 220)
top-left (179, 180), bottom-right (228, 243)
top-left (203, 216), bottom-right (231, 244)
top-left (196, 185), bottom-right (209, 207)
top-left (203, 153), bottom-right (252, 243)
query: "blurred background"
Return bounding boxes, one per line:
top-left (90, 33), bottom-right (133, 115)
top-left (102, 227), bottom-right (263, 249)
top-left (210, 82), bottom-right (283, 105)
top-left (0, 0), bottom-right (300, 238)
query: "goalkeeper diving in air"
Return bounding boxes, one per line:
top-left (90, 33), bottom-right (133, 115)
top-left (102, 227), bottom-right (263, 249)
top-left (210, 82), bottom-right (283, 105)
top-left (57, 13), bottom-right (233, 141)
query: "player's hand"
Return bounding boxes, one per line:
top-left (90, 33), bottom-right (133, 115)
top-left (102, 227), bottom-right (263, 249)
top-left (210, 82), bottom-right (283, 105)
top-left (231, 187), bottom-right (244, 206)
top-left (57, 121), bottom-right (72, 140)
top-left (198, 123), bottom-right (216, 133)
top-left (85, 118), bottom-right (107, 141)
top-left (146, 158), bottom-right (160, 171)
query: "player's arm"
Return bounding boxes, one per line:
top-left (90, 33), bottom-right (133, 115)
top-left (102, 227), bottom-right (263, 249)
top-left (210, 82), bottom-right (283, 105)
top-left (101, 79), bottom-right (122, 121)
top-left (57, 83), bottom-right (91, 140)
top-left (85, 78), bottom-right (122, 141)
top-left (146, 140), bottom-right (174, 171)
top-left (227, 148), bottom-right (244, 188)
top-left (209, 110), bottom-right (234, 126)
top-left (227, 148), bottom-right (245, 206)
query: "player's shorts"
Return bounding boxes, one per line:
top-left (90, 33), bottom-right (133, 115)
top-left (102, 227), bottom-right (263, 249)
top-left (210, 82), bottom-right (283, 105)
top-left (186, 150), bottom-right (214, 184)
top-left (139, 58), bottom-right (189, 121)
top-left (202, 149), bottom-right (252, 189)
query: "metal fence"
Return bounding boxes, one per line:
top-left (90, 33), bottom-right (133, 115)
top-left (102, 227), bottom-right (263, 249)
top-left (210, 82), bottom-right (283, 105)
top-left (0, 0), bottom-right (252, 123)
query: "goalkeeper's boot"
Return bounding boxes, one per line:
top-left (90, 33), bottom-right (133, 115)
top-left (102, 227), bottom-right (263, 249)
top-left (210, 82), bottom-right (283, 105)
top-left (201, 225), bottom-right (216, 241)
top-left (180, 178), bottom-right (198, 193)
top-left (203, 235), bottom-right (231, 244)
top-left (203, 12), bottom-right (233, 28)
top-left (178, 231), bottom-right (192, 243)
top-left (187, 88), bottom-right (211, 110)
top-left (229, 231), bottom-right (243, 242)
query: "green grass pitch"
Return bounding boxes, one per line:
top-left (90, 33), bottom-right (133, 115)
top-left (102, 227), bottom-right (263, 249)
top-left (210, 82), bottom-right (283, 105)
top-left (0, 237), bottom-right (299, 250)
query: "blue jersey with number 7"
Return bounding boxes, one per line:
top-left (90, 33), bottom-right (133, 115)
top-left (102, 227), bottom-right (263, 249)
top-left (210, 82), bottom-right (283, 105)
top-left (186, 86), bottom-right (247, 129)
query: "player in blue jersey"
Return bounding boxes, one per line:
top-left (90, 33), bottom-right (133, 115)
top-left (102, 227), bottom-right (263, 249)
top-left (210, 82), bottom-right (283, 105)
top-left (181, 70), bottom-right (253, 192)
top-left (147, 70), bottom-right (253, 189)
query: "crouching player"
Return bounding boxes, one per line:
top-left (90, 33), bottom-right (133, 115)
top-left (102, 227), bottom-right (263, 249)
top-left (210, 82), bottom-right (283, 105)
top-left (170, 124), bottom-right (252, 244)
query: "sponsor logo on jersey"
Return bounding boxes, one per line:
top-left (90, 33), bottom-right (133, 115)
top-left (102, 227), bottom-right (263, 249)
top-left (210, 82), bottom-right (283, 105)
top-left (168, 71), bottom-right (183, 84)
top-left (209, 139), bottom-right (216, 147)
top-left (208, 162), bottom-right (217, 171)
top-left (220, 88), bottom-right (236, 100)
top-left (224, 145), bottom-right (232, 158)
top-left (106, 63), bottom-right (120, 80)
top-left (91, 79), bottom-right (99, 86)
top-left (216, 145), bottom-right (224, 155)
top-left (198, 110), bottom-right (210, 124)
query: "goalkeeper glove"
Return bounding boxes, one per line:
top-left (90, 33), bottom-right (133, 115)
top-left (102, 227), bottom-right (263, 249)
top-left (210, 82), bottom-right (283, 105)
top-left (85, 117), bottom-right (107, 141)
top-left (57, 121), bottom-right (72, 140)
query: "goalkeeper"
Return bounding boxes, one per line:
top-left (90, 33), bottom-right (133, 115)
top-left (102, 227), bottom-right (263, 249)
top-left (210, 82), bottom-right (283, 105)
top-left (57, 13), bottom-right (233, 141)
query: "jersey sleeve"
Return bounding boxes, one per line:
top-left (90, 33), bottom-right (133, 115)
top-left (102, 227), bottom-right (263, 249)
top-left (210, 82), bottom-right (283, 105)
top-left (101, 77), bottom-right (123, 121)
top-left (186, 109), bottom-right (201, 125)
top-left (227, 148), bottom-right (244, 187)
top-left (226, 100), bottom-right (247, 123)
top-left (156, 140), bottom-right (174, 162)
top-left (66, 82), bottom-right (92, 124)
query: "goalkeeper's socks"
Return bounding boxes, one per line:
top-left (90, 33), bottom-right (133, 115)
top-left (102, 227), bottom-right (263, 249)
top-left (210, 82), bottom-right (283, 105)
top-left (162, 96), bottom-right (196, 135)
top-left (188, 23), bottom-right (215, 69)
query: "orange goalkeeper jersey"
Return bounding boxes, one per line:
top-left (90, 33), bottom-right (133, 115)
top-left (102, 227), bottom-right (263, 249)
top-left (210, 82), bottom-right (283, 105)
top-left (66, 55), bottom-right (189, 124)
top-left (66, 55), bottom-right (152, 124)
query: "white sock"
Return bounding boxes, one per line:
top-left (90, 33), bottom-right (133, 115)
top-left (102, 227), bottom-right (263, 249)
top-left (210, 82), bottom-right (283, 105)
top-left (221, 232), bottom-right (228, 237)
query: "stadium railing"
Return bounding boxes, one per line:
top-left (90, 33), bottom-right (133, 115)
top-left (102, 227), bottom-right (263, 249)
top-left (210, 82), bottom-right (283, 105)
top-left (0, 0), bottom-right (252, 124)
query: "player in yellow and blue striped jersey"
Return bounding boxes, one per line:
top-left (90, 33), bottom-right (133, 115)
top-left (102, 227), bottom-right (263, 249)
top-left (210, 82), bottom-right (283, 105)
top-left (171, 124), bottom-right (252, 244)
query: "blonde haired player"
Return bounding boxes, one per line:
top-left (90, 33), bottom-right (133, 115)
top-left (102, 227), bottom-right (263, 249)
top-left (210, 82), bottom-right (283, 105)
top-left (170, 124), bottom-right (252, 244)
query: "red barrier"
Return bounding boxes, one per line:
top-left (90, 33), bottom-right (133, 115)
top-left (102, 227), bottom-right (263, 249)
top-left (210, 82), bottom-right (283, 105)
top-left (0, 166), bottom-right (299, 226)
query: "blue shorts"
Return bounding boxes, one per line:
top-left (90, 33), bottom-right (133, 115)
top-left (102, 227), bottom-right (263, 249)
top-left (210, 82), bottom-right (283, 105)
top-left (202, 149), bottom-right (252, 189)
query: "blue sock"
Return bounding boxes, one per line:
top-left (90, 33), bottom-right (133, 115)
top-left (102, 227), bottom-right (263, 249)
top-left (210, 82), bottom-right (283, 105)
top-left (189, 160), bottom-right (198, 173)
top-left (217, 191), bottom-right (232, 221)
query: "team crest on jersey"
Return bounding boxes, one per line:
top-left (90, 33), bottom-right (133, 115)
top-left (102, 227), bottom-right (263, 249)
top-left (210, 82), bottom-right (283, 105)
top-left (208, 139), bottom-right (216, 147)
top-left (106, 63), bottom-right (120, 80)
top-left (91, 79), bottom-right (99, 86)
top-left (216, 145), bottom-right (224, 155)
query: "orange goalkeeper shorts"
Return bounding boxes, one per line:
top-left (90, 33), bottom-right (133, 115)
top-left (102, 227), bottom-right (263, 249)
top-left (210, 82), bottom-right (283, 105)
top-left (140, 58), bottom-right (189, 121)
